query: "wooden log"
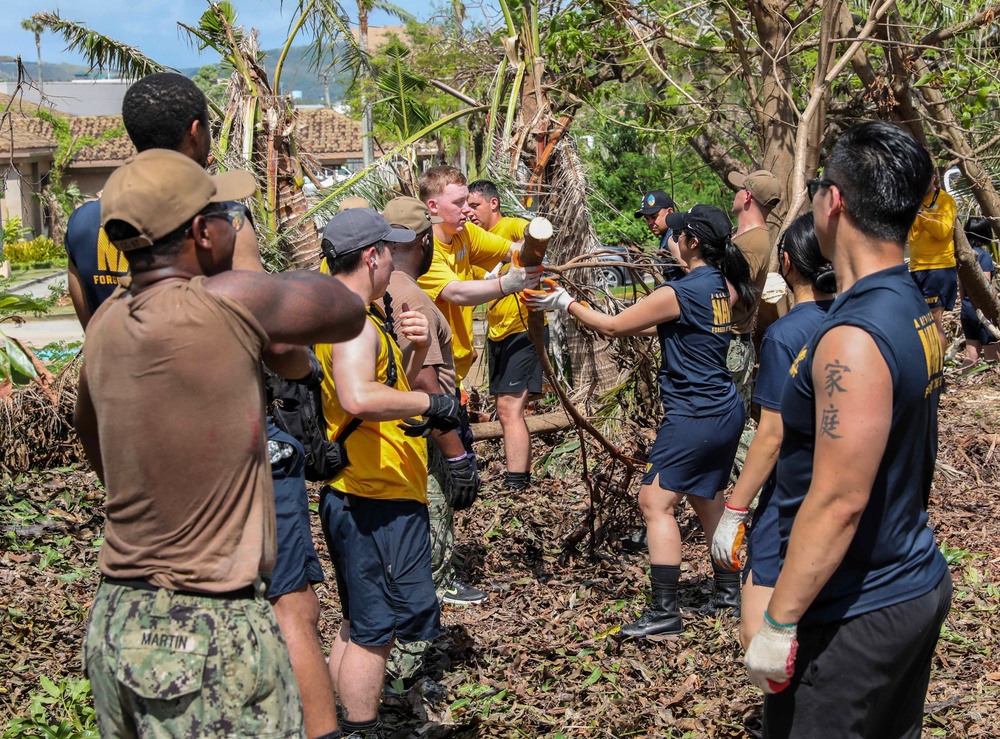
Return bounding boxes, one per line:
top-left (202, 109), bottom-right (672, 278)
top-left (470, 409), bottom-right (573, 441)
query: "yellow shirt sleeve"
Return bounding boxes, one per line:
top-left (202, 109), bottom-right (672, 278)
top-left (467, 222), bottom-right (514, 272)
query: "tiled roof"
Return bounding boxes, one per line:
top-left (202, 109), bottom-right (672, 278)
top-left (294, 108), bottom-right (363, 158)
top-left (1, 102), bottom-right (363, 164)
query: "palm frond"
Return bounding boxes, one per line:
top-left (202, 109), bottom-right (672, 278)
top-left (30, 11), bottom-right (166, 80)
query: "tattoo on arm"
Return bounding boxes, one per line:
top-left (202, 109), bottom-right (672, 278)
top-left (820, 404), bottom-right (843, 439)
top-left (823, 360), bottom-right (850, 397)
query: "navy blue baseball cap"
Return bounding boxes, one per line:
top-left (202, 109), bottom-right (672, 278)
top-left (665, 204), bottom-right (733, 244)
top-left (634, 190), bottom-right (676, 217)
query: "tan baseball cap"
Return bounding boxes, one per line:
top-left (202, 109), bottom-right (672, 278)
top-left (728, 169), bottom-right (782, 207)
top-left (338, 196), bottom-right (372, 212)
top-left (101, 149), bottom-right (256, 251)
top-left (381, 196), bottom-right (442, 235)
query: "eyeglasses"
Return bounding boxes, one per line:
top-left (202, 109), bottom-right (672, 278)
top-left (806, 178), bottom-right (837, 201)
top-left (202, 206), bottom-right (246, 232)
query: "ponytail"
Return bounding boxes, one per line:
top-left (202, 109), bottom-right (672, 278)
top-left (720, 237), bottom-right (761, 314)
top-left (779, 213), bottom-right (836, 294)
top-left (694, 230), bottom-right (760, 314)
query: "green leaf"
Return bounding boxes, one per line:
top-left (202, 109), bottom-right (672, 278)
top-left (40, 675), bottom-right (62, 698)
top-left (582, 666), bottom-right (602, 687)
top-left (4, 336), bottom-right (38, 382)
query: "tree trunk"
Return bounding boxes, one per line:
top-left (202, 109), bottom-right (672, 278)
top-left (34, 33), bottom-right (43, 98)
top-left (954, 222), bottom-right (1000, 334)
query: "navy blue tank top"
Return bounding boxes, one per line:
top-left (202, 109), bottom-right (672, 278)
top-left (656, 265), bottom-right (738, 416)
top-left (774, 264), bottom-right (948, 624)
top-left (64, 200), bottom-right (129, 315)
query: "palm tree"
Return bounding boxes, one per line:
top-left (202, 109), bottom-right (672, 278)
top-left (20, 18), bottom-right (45, 97)
top-left (356, 0), bottom-right (413, 167)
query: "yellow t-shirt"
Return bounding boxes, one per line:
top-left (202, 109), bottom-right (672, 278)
top-left (418, 222), bottom-right (512, 381)
top-left (486, 217), bottom-right (545, 342)
top-left (316, 305), bottom-right (428, 503)
top-left (909, 189), bottom-right (957, 271)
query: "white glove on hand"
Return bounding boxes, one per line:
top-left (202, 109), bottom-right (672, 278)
top-left (522, 279), bottom-right (575, 312)
top-left (745, 613), bottom-right (798, 694)
top-left (498, 251), bottom-right (543, 295)
top-left (711, 503), bottom-right (751, 571)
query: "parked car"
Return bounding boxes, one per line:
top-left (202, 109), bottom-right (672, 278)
top-left (594, 245), bottom-right (636, 289)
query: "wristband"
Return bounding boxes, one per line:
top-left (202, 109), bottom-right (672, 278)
top-left (764, 611), bottom-right (797, 629)
top-left (447, 452), bottom-right (469, 462)
top-left (725, 503), bottom-right (749, 512)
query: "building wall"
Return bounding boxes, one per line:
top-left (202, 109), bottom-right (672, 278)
top-left (0, 80), bottom-right (130, 117)
top-left (1, 158), bottom-right (51, 238)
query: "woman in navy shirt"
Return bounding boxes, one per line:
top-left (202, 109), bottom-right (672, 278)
top-left (711, 213), bottom-right (836, 649)
top-left (525, 205), bottom-right (759, 637)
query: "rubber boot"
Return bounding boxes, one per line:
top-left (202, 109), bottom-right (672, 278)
top-left (620, 564), bottom-right (683, 638)
top-left (705, 564), bottom-right (741, 613)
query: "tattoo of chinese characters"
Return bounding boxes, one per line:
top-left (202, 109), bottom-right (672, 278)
top-left (824, 360), bottom-right (851, 397)
top-left (820, 404), bottom-right (843, 439)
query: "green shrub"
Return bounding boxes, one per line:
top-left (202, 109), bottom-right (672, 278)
top-left (3, 236), bottom-right (64, 265)
top-left (2, 215), bottom-right (31, 247)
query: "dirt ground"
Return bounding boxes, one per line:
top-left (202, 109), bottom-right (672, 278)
top-left (2, 364), bottom-right (999, 737)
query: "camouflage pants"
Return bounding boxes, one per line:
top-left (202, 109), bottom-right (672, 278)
top-left (83, 581), bottom-right (304, 738)
top-left (727, 336), bottom-right (757, 484)
top-left (386, 446), bottom-right (455, 682)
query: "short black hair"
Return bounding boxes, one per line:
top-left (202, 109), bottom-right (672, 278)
top-left (822, 121), bottom-right (933, 244)
top-left (468, 179), bottom-right (501, 203)
top-left (323, 240), bottom-right (388, 277)
top-left (965, 215), bottom-right (994, 250)
top-left (122, 72), bottom-right (209, 152)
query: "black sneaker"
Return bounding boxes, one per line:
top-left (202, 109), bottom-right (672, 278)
top-left (441, 579), bottom-right (488, 605)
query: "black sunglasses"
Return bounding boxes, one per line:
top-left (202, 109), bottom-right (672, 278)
top-left (806, 178), bottom-right (837, 201)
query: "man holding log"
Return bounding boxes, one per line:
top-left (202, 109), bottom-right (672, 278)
top-left (417, 167), bottom-right (543, 483)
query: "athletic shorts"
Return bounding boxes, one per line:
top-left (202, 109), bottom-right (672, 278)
top-left (744, 487), bottom-right (779, 587)
top-left (910, 267), bottom-right (958, 311)
top-left (641, 403), bottom-right (745, 499)
top-left (961, 301), bottom-right (994, 345)
top-left (84, 581), bottom-right (304, 738)
top-left (266, 423), bottom-right (324, 600)
top-left (763, 572), bottom-right (952, 739)
top-left (488, 328), bottom-right (547, 395)
top-left (318, 487), bottom-right (440, 647)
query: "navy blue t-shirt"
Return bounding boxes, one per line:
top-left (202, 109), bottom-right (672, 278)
top-left (658, 230), bottom-right (685, 281)
top-left (960, 245), bottom-right (994, 326)
top-left (750, 299), bottom-right (833, 514)
top-left (773, 264), bottom-right (948, 624)
top-left (753, 300), bottom-right (835, 411)
top-left (65, 199), bottom-right (254, 316)
top-left (64, 200), bottom-right (129, 315)
top-left (656, 265), bottom-right (738, 416)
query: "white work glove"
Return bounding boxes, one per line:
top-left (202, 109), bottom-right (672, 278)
top-left (522, 278), bottom-right (576, 312)
top-left (498, 251), bottom-right (543, 295)
top-left (745, 613), bottom-right (798, 694)
top-left (711, 503), bottom-right (751, 571)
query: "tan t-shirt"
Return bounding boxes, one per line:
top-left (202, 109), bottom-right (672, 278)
top-left (386, 271), bottom-right (457, 396)
top-left (85, 277), bottom-right (274, 592)
top-left (731, 227), bottom-right (772, 334)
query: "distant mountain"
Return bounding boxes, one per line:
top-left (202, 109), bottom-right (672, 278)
top-left (1, 44), bottom-right (356, 106)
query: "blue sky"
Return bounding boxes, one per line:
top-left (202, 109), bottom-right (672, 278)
top-left (3, 0), bottom-right (449, 71)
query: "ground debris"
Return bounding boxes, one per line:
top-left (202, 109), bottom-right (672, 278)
top-left (2, 367), bottom-right (1000, 736)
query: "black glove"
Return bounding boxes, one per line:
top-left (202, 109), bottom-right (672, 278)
top-left (399, 393), bottom-right (462, 437)
top-left (446, 452), bottom-right (481, 510)
top-left (292, 350), bottom-right (324, 390)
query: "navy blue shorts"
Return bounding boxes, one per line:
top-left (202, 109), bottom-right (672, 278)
top-left (910, 268), bottom-right (957, 311)
top-left (744, 487), bottom-right (780, 587)
top-left (961, 302), bottom-right (994, 344)
top-left (318, 487), bottom-right (440, 647)
top-left (641, 403), bottom-right (745, 499)
top-left (266, 424), bottom-right (324, 600)
top-left (488, 328), bottom-right (547, 395)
